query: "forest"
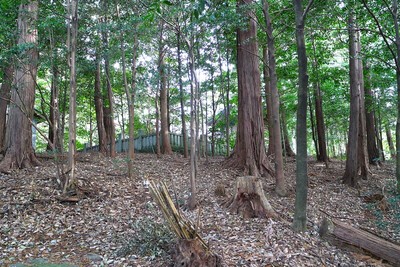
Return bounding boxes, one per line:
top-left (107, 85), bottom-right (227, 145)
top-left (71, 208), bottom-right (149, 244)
top-left (0, 0), bottom-right (399, 266)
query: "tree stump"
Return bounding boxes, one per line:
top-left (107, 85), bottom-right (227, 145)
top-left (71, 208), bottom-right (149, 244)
top-left (172, 239), bottom-right (222, 267)
top-left (319, 217), bottom-right (400, 266)
top-left (225, 176), bottom-right (277, 219)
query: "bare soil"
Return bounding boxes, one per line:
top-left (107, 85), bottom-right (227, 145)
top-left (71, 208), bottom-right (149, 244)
top-left (0, 152), bottom-right (398, 266)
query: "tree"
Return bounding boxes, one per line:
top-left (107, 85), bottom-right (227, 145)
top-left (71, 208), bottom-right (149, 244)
top-left (364, 63), bottom-right (380, 164)
top-left (342, 9), bottom-right (361, 187)
top-left (311, 35), bottom-right (328, 165)
top-left (177, 25), bottom-right (188, 158)
top-left (0, 1), bottom-right (40, 171)
top-left (64, 0), bottom-right (78, 192)
top-left (94, 54), bottom-right (108, 154)
top-left (293, 0), bottom-right (313, 232)
top-left (158, 20), bottom-right (173, 155)
top-left (262, 0), bottom-right (287, 196)
top-left (101, 0), bottom-right (116, 157)
top-left (0, 65), bottom-right (13, 152)
top-left (229, 0), bottom-right (273, 177)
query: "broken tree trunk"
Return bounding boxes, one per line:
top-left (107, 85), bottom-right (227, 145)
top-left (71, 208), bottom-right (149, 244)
top-left (319, 217), bottom-right (400, 266)
top-left (225, 176), bottom-right (278, 219)
top-left (149, 181), bottom-right (222, 267)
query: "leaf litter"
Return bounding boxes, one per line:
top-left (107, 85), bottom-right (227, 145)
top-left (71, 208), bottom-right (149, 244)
top-left (0, 153), bottom-right (398, 266)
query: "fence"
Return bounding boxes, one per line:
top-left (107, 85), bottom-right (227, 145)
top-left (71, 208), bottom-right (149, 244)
top-left (83, 132), bottom-right (226, 156)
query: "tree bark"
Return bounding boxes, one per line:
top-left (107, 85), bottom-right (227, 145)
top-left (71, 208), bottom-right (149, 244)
top-left (94, 56), bottom-right (108, 154)
top-left (319, 218), bottom-right (400, 266)
top-left (0, 1), bottom-right (40, 172)
top-left (311, 37), bottom-right (328, 164)
top-left (0, 65), bottom-right (13, 153)
top-left (262, 0), bottom-right (286, 196)
top-left (386, 124), bottom-right (395, 159)
top-left (343, 10), bottom-right (360, 188)
top-left (356, 30), bottom-right (370, 180)
top-left (262, 46), bottom-right (274, 157)
top-left (293, 0), bottom-right (312, 232)
top-left (227, 0), bottom-right (273, 178)
top-left (188, 34), bottom-right (198, 210)
top-left (393, 0), bottom-right (400, 193)
top-left (118, 7), bottom-right (137, 177)
top-left (177, 27), bottom-right (188, 158)
top-left (364, 63), bottom-right (380, 164)
top-left (225, 49), bottom-right (231, 157)
top-left (225, 176), bottom-right (277, 219)
top-left (65, 0), bottom-right (78, 193)
top-left (102, 0), bottom-right (116, 157)
top-left (280, 105), bottom-right (296, 157)
top-left (159, 21), bottom-right (172, 155)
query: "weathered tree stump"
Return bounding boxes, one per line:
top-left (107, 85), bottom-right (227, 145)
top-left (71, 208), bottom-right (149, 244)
top-left (225, 176), bottom-right (277, 219)
top-left (319, 217), bottom-right (400, 266)
top-left (172, 239), bottom-right (222, 267)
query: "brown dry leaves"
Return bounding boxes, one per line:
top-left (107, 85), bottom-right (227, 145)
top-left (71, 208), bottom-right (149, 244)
top-left (0, 153), bottom-right (398, 266)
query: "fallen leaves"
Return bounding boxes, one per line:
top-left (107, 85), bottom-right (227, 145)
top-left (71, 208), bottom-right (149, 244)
top-left (0, 153), bottom-right (398, 266)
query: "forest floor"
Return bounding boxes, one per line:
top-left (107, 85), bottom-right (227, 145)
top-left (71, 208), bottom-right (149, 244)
top-left (0, 152), bottom-right (399, 267)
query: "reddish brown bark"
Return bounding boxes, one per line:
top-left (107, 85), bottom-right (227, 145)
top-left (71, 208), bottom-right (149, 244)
top-left (0, 65), bottom-right (13, 153)
top-left (311, 37), bottom-right (328, 164)
top-left (364, 64), bottom-right (380, 164)
top-left (0, 1), bottom-right (40, 171)
top-left (94, 57), bottom-right (108, 154)
top-left (262, 0), bottom-right (286, 196)
top-left (263, 46), bottom-right (274, 157)
top-left (159, 21), bottom-right (172, 155)
top-left (280, 106), bottom-right (296, 157)
top-left (343, 11), bottom-right (360, 187)
top-left (227, 0), bottom-right (273, 178)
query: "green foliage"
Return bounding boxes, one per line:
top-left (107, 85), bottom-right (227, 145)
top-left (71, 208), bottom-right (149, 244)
top-left (116, 217), bottom-right (174, 259)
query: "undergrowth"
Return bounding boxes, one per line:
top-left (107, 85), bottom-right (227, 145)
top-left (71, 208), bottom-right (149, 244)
top-left (116, 217), bottom-right (174, 259)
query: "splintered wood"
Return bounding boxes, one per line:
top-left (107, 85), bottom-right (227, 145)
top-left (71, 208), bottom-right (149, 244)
top-left (149, 180), bottom-right (222, 267)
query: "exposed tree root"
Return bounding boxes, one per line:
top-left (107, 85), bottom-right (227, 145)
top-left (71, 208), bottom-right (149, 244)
top-left (225, 176), bottom-right (277, 219)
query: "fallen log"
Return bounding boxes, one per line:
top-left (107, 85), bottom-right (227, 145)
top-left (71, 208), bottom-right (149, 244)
top-left (319, 217), bottom-right (400, 266)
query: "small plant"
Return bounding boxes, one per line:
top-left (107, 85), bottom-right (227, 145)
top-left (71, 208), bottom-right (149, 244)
top-left (116, 217), bottom-right (174, 259)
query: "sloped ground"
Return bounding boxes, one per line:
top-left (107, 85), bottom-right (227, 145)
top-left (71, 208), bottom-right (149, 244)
top-left (0, 153), bottom-right (398, 266)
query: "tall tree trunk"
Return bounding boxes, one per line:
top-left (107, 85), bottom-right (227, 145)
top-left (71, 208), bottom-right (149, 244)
top-left (311, 37), bottom-right (328, 164)
top-left (393, 0), bottom-right (400, 193)
top-left (47, 64), bottom-right (60, 152)
top-left (177, 27), bottom-right (188, 158)
top-left (102, 0), bottom-right (116, 157)
top-left (228, 0), bottom-right (273, 177)
top-left (262, 0), bottom-right (286, 196)
top-left (225, 49), bottom-right (231, 157)
top-left (159, 21), bottom-right (172, 155)
top-left (309, 93), bottom-right (319, 158)
top-left (118, 5), bottom-right (137, 177)
top-left (292, 0), bottom-right (312, 232)
top-left (0, 1), bottom-right (40, 171)
top-left (263, 46), bottom-right (274, 157)
top-left (386, 124), bottom-right (396, 159)
top-left (342, 10), bottom-right (360, 188)
top-left (94, 55), bottom-right (108, 154)
top-left (0, 65), bottom-right (13, 153)
top-left (364, 63), bottom-right (380, 164)
top-left (356, 30), bottom-right (370, 180)
top-left (65, 0), bottom-right (78, 192)
top-left (211, 71), bottom-right (216, 157)
top-left (155, 92), bottom-right (161, 157)
top-left (188, 40), bottom-right (198, 209)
